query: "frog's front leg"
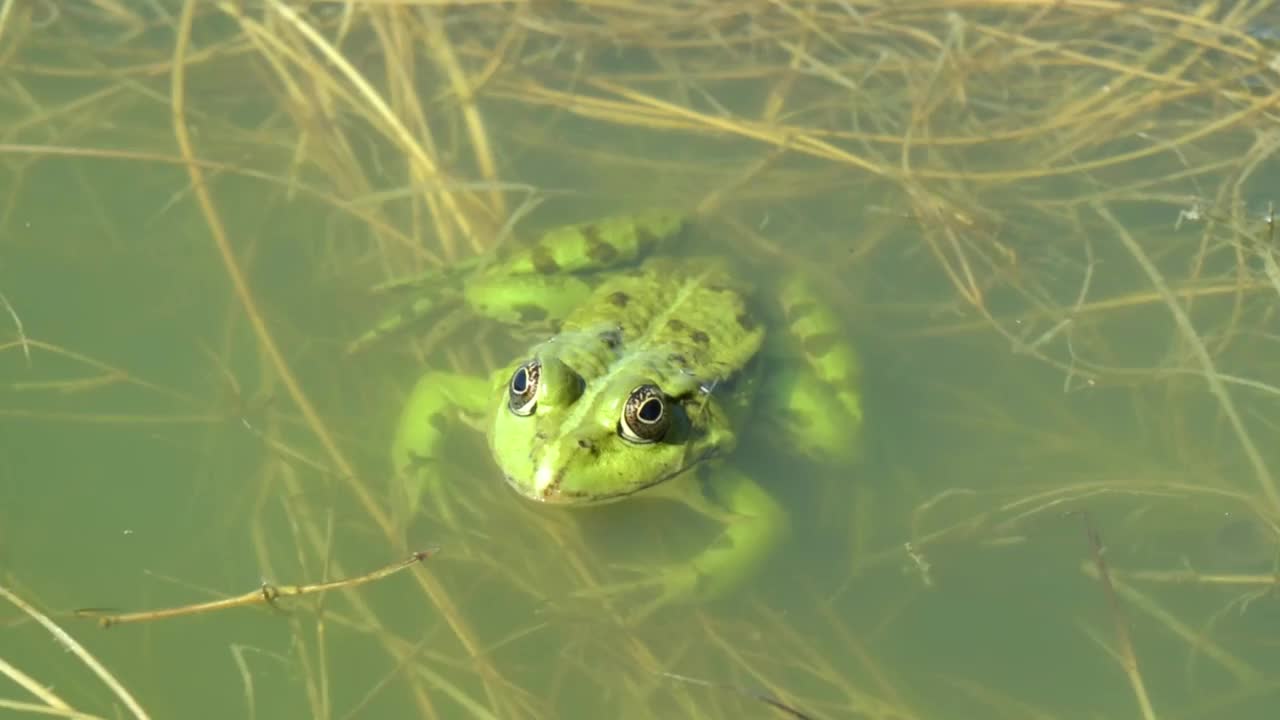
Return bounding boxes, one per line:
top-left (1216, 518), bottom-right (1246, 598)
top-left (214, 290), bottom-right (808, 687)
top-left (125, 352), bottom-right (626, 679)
top-left (391, 370), bottom-right (493, 523)
top-left (677, 463), bottom-right (790, 600)
top-left (588, 464), bottom-right (788, 622)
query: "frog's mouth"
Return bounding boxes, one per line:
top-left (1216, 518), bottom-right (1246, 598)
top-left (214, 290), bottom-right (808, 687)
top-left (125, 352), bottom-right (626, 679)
top-left (501, 464), bottom-right (695, 506)
top-left (498, 436), bottom-right (716, 504)
top-left (500, 470), bottom-right (636, 506)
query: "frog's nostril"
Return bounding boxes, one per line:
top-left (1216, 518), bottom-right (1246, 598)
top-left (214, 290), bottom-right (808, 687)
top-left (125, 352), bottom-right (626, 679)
top-left (571, 436), bottom-right (602, 457)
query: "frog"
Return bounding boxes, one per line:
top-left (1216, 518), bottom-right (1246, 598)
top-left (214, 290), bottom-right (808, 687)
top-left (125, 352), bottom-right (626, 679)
top-left (361, 210), bottom-right (863, 619)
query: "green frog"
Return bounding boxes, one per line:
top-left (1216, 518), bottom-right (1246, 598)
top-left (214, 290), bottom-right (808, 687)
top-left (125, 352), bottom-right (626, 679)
top-left (363, 210), bottom-right (863, 618)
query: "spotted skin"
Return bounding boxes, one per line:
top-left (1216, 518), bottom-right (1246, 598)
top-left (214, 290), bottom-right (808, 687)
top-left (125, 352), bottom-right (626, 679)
top-left (489, 256), bottom-right (764, 505)
top-left (347, 211), bottom-right (684, 354)
top-left (777, 276), bottom-right (863, 456)
top-left (381, 211), bottom-right (863, 620)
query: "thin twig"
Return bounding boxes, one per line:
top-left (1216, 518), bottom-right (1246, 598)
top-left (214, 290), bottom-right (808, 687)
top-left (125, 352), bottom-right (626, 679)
top-left (0, 585), bottom-right (150, 719)
top-left (0, 654), bottom-right (73, 711)
top-left (1093, 201), bottom-right (1280, 514)
top-left (0, 291), bottom-right (30, 367)
top-left (76, 550), bottom-right (435, 628)
top-left (1079, 518), bottom-right (1158, 720)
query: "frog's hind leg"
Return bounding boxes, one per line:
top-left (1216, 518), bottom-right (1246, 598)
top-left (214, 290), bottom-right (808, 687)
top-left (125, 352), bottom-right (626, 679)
top-left (489, 210), bottom-right (687, 276)
top-left (348, 211), bottom-right (688, 354)
top-left (763, 274), bottom-right (864, 463)
top-left (346, 284), bottom-right (468, 355)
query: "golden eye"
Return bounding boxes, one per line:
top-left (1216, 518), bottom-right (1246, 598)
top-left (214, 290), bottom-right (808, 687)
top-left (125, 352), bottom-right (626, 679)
top-left (508, 360), bottom-right (540, 416)
top-left (619, 384), bottom-right (670, 444)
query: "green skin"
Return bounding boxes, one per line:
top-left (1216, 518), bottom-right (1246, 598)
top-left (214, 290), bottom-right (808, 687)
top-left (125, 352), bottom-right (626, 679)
top-left (370, 211), bottom-right (863, 618)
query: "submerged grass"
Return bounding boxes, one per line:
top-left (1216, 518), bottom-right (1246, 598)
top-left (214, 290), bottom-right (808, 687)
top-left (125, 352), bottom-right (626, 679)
top-left (3, 0), bottom-right (1280, 717)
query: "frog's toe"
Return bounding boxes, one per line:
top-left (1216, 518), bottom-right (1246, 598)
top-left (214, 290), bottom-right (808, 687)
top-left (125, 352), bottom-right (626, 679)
top-left (397, 462), bottom-right (494, 530)
top-left (397, 462), bottom-right (454, 522)
top-left (565, 561), bottom-right (708, 624)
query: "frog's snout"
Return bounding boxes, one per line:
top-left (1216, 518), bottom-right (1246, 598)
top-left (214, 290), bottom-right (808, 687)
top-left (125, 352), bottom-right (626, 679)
top-left (525, 433), bottom-right (600, 503)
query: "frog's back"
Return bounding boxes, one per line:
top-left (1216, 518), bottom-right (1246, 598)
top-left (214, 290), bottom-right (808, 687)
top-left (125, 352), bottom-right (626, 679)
top-left (562, 257), bottom-right (764, 384)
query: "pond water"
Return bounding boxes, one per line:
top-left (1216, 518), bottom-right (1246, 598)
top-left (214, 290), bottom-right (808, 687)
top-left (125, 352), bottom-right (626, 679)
top-left (3, 3), bottom-right (1280, 719)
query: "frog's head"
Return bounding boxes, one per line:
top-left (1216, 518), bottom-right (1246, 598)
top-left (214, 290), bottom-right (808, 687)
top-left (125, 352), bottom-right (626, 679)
top-left (488, 354), bottom-right (731, 505)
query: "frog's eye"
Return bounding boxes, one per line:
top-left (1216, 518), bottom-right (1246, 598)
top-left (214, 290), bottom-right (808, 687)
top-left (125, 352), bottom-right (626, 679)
top-left (619, 384), bottom-right (670, 444)
top-left (508, 360), bottom-right (541, 416)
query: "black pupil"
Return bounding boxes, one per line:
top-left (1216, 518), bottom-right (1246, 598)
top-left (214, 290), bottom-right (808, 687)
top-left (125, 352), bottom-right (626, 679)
top-left (638, 398), bottom-right (662, 422)
top-left (512, 368), bottom-right (527, 393)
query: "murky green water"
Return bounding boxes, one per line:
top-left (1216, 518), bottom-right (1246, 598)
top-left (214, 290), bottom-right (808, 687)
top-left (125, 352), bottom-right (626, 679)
top-left (4, 3), bottom-right (1280, 719)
